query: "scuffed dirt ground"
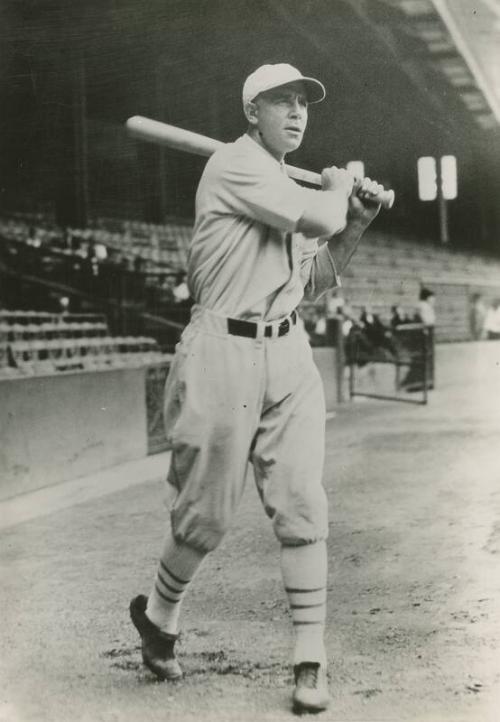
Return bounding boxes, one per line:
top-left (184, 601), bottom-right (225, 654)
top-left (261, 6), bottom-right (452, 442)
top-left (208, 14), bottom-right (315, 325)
top-left (1, 344), bottom-right (499, 722)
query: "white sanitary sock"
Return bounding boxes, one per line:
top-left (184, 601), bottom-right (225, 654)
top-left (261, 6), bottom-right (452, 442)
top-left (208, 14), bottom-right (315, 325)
top-left (281, 541), bottom-right (328, 667)
top-left (146, 530), bottom-right (206, 635)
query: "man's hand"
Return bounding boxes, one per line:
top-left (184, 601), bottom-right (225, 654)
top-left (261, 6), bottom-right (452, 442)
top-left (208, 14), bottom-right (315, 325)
top-left (348, 176), bottom-right (383, 226)
top-left (321, 166), bottom-right (354, 198)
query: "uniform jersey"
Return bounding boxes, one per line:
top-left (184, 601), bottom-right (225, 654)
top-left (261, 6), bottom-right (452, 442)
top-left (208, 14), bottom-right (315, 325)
top-left (188, 133), bottom-right (340, 322)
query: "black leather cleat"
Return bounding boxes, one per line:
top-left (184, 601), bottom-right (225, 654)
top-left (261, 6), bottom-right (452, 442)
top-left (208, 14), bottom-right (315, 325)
top-left (129, 594), bottom-right (183, 680)
top-left (292, 662), bottom-right (330, 713)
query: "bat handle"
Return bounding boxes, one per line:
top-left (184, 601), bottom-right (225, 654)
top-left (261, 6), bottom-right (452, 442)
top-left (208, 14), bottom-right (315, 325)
top-left (285, 164), bottom-right (395, 209)
top-left (359, 187), bottom-right (395, 210)
top-left (353, 177), bottom-right (395, 209)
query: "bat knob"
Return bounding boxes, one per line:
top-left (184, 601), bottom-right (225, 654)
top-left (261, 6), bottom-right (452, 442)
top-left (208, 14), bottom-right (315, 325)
top-left (384, 189), bottom-right (395, 209)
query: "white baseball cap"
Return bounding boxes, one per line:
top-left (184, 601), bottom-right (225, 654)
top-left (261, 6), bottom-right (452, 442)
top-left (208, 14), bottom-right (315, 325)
top-left (242, 63), bottom-right (326, 107)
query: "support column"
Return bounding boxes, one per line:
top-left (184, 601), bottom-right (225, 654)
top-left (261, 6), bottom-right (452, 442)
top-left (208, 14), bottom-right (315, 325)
top-left (55, 46), bottom-right (89, 228)
top-left (436, 157), bottom-right (449, 245)
top-left (72, 47), bottom-right (89, 227)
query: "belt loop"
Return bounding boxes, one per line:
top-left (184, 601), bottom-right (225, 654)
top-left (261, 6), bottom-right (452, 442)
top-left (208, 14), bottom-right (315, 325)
top-left (257, 321), bottom-right (266, 340)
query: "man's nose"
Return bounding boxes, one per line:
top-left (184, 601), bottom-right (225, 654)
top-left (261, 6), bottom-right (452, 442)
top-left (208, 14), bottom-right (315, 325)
top-left (289, 98), bottom-right (303, 116)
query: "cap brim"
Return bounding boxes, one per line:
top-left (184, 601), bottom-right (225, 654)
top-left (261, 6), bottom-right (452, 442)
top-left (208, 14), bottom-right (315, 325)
top-left (244, 74), bottom-right (326, 106)
top-left (300, 76), bottom-right (326, 104)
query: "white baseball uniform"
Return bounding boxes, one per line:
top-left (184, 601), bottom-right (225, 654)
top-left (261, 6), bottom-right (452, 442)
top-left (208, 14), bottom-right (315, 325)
top-left (163, 133), bottom-right (340, 552)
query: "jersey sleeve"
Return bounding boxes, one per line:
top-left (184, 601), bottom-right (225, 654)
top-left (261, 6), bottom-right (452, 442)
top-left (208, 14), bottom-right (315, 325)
top-left (300, 239), bottom-right (341, 300)
top-left (212, 146), bottom-right (319, 233)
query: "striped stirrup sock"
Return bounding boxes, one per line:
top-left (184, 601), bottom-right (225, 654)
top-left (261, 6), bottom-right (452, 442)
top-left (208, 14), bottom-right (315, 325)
top-left (146, 530), bottom-right (206, 635)
top-left (281, 541), bottom-right (328, 666)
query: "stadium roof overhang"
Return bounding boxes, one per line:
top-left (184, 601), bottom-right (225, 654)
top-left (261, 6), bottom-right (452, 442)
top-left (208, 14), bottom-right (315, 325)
top-left (360, 0), bottom-right (500, 131)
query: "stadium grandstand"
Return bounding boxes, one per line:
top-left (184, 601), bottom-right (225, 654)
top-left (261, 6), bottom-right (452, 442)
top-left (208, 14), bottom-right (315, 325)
top-left (2, 1), bottom-right (500, 326)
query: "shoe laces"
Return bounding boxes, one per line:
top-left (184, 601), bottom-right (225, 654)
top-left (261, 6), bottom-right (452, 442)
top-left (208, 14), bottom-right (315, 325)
top-left (296, 662), bottom-right (320, 689)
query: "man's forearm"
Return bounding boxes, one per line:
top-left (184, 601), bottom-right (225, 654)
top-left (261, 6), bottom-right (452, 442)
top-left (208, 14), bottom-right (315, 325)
top-left (325, 218), bottom-right (370, 274)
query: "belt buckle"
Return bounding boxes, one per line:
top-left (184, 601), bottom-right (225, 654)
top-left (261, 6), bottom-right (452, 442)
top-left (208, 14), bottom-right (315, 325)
top-left (278, 318), bottom-right (290, 337)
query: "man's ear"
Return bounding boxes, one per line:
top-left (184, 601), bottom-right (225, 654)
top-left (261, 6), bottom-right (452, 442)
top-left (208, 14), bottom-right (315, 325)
top-left (244, 100), bottom-right (259, 126)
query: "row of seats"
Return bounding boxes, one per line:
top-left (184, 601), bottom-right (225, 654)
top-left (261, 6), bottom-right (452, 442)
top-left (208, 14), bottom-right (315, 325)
top-left (354, 233), bottom-right (500, 281)
top-left (6, 211), bottom-right (500, 279)
top-left (94, 216), bottom-right (192, 247)
top-left (0, 322), bottom-right (108, 343)
top-left (1, 336), bottom-right (170, 377)
top-left (0, 307), bottom-right (171, 378)
top-left (0, 216), bottom-right (188, 275)
top-left (0, 310), bottom-right (106, 325)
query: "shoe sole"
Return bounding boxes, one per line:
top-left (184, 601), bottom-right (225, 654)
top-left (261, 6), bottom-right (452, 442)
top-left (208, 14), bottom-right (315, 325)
top-left (292, 699), bottom-right (330, 714)
top-left (141, 655), bottom-right (183, 682)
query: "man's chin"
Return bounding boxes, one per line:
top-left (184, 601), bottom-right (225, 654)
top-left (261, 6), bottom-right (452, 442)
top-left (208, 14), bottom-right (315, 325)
top-left (283, 137), bottom-right (302, 154)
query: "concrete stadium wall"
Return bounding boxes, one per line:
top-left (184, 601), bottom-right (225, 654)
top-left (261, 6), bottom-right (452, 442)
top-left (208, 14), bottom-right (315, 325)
top-left (1, 341), bottom-right (497, 501)
top-left (0, 368), bottom-right (148, 501)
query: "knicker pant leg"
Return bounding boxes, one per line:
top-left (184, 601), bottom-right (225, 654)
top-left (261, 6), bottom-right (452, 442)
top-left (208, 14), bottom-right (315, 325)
top-left (164, 329), bottom-right (264, 553)
top-left (250, 331), bottom-right (329, 546)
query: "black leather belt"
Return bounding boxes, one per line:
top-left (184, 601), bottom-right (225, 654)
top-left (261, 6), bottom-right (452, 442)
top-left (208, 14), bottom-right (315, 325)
top-left (227, 310), bottom-right (297, 339)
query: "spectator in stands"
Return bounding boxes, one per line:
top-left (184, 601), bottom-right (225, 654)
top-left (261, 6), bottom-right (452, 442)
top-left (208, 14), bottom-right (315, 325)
top-left (58, 296), bottom-right (70, 315)
top-left (302, 305), bottom-right (327, 346)
top-left (173, 272), bottom-right (191, 306)
top-left (402, 287), bottom-right (436, 391)
top-left (484, 298), bottom-right (500, 340)
top-left (359, 305), bottom-right (395, 357)
top-left (160, 273), bottom-right (178, 306)
top-left (416, 287), bottom-right (436, 328)
top-left (324, 291), bottom-right (358, 346)
top-left (94, 240), bottom-right (108, 263)
top-left (469, 293), bottom-right (487, 340)
top-left (390, 304), bottom-right (409, 329)
top-left (27, 226), bottom-right (42, 248)
top-left (344, 306), bottom-right (394, 366)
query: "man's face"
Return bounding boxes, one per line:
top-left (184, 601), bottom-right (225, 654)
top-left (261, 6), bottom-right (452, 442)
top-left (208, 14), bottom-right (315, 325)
top-left (252, 81), bottom-right (309, 160)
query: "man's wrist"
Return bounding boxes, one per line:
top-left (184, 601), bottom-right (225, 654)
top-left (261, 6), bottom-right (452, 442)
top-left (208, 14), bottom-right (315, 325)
top-left (342, 216), bottom-right (368, 234)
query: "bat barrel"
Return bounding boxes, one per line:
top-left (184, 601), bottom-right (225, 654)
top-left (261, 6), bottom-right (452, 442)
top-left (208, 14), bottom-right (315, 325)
top-left (126, 116), bottom-right (395, 209)
top-left (126, 116), bottom-right (223, 158)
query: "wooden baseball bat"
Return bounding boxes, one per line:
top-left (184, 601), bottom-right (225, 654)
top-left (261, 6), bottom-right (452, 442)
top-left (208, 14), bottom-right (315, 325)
top-left (126, 115), bottom-right (395, 209)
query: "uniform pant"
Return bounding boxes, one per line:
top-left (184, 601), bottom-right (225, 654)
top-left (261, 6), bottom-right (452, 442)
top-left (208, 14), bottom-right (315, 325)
top-left (163, 306), bottom-right (328, 553)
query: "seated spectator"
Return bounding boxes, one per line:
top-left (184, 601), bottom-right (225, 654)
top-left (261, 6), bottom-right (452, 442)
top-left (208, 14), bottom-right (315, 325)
top-left (27, 226), bottom-right (42, 248)
top-left (390, 304), bottom-right (410, 329)
top-left (173, 272), bottom-right (191, 306)
top-left (58, 296), bottom-right (70, 315)
top-left (484, 299), bottom-right (500, 340)
top-left (360, 306), bottom-right (395, 356)
top-left (345, 307), bottom-right (395, 366)
top-left (160, 273), bottom-right (178, 305)
top-left (94, 241), bottom-right (108, 262)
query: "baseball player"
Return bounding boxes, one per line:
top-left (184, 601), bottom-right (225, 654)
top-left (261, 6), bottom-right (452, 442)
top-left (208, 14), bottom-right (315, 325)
top-left (130, 63), bottom-right (383, 713)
